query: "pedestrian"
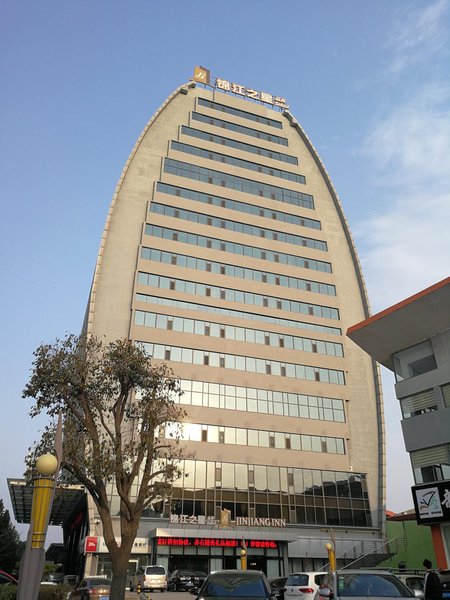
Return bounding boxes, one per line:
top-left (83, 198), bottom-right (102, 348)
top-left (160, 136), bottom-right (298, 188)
top-left (423, 559), bottom-right (442, 600)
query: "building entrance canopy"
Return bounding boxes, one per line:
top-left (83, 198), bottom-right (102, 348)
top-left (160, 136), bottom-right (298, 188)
top-left (8, 478), bottom-right (85, 526)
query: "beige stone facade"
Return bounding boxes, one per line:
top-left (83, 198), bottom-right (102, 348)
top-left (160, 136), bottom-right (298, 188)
top-left (84, 80), bottom-right (385, 577)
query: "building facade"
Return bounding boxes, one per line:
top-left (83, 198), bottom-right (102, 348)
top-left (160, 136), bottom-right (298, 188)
top-left (83, 72), bottom-right (385, 578)
top-left (348, 277), bottom-right (450, 568)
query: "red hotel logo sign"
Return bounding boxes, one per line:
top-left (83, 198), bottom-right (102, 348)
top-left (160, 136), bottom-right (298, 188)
top-left (157, 537), bottom-right (277, 549)
top-left (85, 536), bottom-right (98, 553)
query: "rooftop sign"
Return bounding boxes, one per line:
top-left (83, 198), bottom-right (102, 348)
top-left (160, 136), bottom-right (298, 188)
top-left (192, 66), bottom-right (288, 109)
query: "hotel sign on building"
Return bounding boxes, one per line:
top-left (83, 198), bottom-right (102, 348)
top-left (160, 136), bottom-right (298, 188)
top-left (193, 65), bottom-right (289, 109)
top-left (169, 514), bottom-right (286, 528)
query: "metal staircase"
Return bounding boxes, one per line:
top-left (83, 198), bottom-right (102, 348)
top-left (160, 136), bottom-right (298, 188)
top-left (323, 538), bottom-right (407, 570)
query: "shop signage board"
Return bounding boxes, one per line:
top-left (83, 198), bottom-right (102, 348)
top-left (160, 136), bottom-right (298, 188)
top-left (412, 479), bottom-right (450, 524)
top-left (157, 537), bottom-right (278, 549)
top-left (84, 536), bottom-right (98, 553)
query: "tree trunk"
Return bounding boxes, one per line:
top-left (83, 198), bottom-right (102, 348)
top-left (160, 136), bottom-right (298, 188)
top-left (109, 552), bottom-right (130, 600)
top-left (106, 514), bottom-right (139, 600)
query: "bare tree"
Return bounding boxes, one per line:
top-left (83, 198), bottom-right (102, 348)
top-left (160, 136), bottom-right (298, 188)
top-left (23, 334), bottom-right (186, 600)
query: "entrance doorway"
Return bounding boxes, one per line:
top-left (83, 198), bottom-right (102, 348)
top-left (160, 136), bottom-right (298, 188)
top-left (169, 556), bottom-right (209, 573)
top-left (223, 556), bottom-right (238, 570)
top-left (247, 556), bottom-right (267, 573)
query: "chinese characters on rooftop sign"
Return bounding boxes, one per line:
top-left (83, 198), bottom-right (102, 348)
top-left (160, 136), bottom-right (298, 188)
top-left (157, 537), bottom-right (278, 549)
top-left (215, 78), bottom-right (288, 109)
top-left (412, 480), bottom-right (450, 524)
top-left (169, 513), bottom-right (286, 528)
top-left (192, 66), bottom-right (288, 110)
top-left (170, 514), bottom-right (217, 526)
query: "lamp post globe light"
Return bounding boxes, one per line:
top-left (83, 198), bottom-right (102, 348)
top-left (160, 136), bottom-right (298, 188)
top-left (36, 453), bottom-right (58, 477)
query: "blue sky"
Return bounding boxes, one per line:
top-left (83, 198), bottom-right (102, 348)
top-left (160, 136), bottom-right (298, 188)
top-left (1, 0), bottom-right (449, 539)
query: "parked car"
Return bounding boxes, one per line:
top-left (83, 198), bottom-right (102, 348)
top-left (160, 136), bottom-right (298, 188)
top-left (439, 570), bottom-right (450, 600)
top-left (64, 575), bottom-right (80, 588)
top-left (285, 572), bottom-right (326, 600)
top-left (168, 570), bottom-right (200, 591)
top-left (316, 570), bottom-right (415, 600)
top-left (190, 569), bottom-right (273, 599)
top-left (69, 577), bottom-right (111, 600)
top-left (48, 567), bottom-right (65, 585)
top-left (269, 576), bottom-right (287, 600)
top-left (193, 572), bottom-right (208, 587)
top-left (129, 565), bottom-right (168, 592)
top-left (395, 575), bottom-right (424, 598)
top-left (0, 571), bottom-right (18, 586)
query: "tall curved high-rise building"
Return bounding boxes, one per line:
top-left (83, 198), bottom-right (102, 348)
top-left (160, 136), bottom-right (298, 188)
top-left (84, 72), bottom-right (385, 576)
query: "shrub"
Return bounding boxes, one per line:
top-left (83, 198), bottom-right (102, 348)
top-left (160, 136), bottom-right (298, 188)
top-left (0, 586), bottom-right (16, 600)
top-left (38, 584), bottom-right (73, 600)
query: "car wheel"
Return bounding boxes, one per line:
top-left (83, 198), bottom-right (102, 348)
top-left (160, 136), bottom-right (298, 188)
top-left (161, 589), bottom-right (165, 593)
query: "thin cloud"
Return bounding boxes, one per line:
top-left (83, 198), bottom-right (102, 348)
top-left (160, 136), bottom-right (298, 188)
top-left (386, 0), bottom-right (449, 74)
top-left (357, 82), bottom-right (450, 310)
top-left (358, 193), bottom-right (450, 309)
top-left (362, 82), bottom-right (450, 187)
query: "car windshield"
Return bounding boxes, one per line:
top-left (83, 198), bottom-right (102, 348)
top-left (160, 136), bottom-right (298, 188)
top-left (146, 567), bottom-right (165, 575)
top-left (337, 574), bottom-right (414, 597)
top-left (202, 573), bottom-right (267, 598)
top-left (405, 578), bottom-right (423, 591)
top-left (287, 575), bottom-right (309, 586)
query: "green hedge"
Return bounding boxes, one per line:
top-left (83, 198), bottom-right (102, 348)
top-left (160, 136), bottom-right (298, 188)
top-left (0, 586), bottom-right (16, 600)
top-left (0, 584), bottom-right (73, 600)
top-left (38, 585), bottom-right (73, 600)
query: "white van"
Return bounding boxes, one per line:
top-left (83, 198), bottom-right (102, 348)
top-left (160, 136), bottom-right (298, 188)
top-left (129, 565), bottom-right (168, 592)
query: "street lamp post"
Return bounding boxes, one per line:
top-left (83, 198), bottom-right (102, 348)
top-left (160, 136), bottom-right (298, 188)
top-left (240, 542), bottom-right (247, 570)
top-left (17, 453), bottom-right (59, 600)
top-left (325, 542), bottom-right (336, 571)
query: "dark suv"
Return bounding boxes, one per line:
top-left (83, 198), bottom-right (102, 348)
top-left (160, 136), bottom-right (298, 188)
top-left (168, 571), bottom-right (200, 591)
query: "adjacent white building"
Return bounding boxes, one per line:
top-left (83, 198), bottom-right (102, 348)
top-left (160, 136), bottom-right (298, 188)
top-left (348, 276), bottom-right (450, 568)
